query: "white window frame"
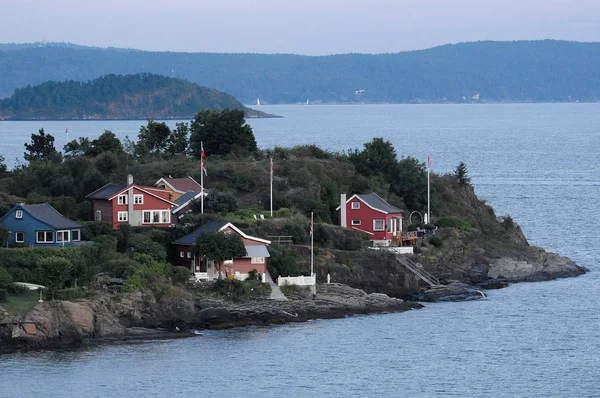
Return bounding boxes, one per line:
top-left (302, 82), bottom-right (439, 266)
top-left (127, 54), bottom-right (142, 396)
top-left (36, 231), bottom-right (54, 243)
top-left (351, 220), bottom-right (361, 226)
top-left (373, 219), bottom-right (385, 231)
top-left (15, 210), bottom-right (23, 219)
top-left (95, 210), bottom-right (102, 221)
top-left (15, 231), bottom-right (24, 243)
top-left (251, 256), bottom-right (265, 264)
top-left (187, 252), bottom-right (192, 258)
top-left (351, 202), bottom-right (360, 210)
top-left (72, 230), bottom-right (80, 242)
top-left (142, 210), bottom-right (171, 224)
top-left (56, 230), bottom-right (70, 242)
top-left (118, 195), bottom-right (128, 205)
top-left (118, 211), bottom-right (128, 222)
top-left (180, 251), bottom-right (185, 258)
top-left (133, 194), bottom-right (144, 204)
top-left (387, 219), bottom-right (393, 233)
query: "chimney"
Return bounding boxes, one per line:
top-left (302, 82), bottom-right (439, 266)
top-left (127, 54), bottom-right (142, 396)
top-left (340, 193), bottom-right (347, 227)
top-left (127, 174), bottom-right (134, 185)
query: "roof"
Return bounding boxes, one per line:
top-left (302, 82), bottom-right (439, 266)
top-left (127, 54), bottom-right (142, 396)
top-left (175, 191), bottom-right (201, 206)
top-left (173, 221), bottom-right (271, 246)
top-left (173, 221), bottom-right (228, 245)
top-left (245, 245), bottom-right (270, 258)
top-left (107, 185), bottom-right (177, 206)
top-left (155, 177), bottom-right (202, 193)
top-left (86, 183), bottom-right (127, 200)
top-left (336, 192), bottom-right (403, 214)
top-left (19, 203), bottom-right (82, 230)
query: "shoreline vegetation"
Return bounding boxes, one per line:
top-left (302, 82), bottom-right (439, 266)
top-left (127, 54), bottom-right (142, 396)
top-left (0, 109), bottom-right (587, 352)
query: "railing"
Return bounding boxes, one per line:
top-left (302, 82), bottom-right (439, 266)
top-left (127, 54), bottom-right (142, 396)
top-left (278, 275), bottom-right (316, 287)
top-left (396, 256), bottom-right (441, 287)
top-left (268, 235), bottom-right (294, 245)
top-left (402, 231), bottom-right (419, 241)
top-left (193, 272), bottom-right (210, 282)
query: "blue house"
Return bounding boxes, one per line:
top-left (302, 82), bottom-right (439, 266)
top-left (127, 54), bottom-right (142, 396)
top-left (0, 203), bottom-right (83, 247)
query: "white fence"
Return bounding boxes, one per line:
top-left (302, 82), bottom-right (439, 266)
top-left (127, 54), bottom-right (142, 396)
top-left (278, 275), bottom-right (316, 287)
top-left (369, 246), bottom-right (414, 254)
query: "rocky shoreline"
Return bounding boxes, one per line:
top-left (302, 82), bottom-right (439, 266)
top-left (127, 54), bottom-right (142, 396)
top-left (0, 284), bottom-right (420, 353)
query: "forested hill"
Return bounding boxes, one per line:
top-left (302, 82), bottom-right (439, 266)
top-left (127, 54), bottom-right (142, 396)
top-left (0, 73), bottom-right (267, 120)
top-left (0, 40), bottom-right (599, 103)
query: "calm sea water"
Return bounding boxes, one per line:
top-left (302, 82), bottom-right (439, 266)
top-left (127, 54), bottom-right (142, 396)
top-left (1, 104), bottom-right (600, 397)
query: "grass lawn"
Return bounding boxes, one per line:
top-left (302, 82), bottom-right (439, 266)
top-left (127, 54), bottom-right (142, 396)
top-left (1, 290), bottom-right (41, 315)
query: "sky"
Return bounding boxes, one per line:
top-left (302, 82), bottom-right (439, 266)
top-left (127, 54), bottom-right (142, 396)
top-left (0, 0), bottom-right (599, 55)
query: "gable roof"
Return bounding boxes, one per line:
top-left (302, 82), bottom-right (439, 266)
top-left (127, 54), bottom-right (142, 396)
top-left (106, 185), bottom-right (178, 206)
top-left (172, 191), bottom-right (205, 214)
top-left (9, 203), bottom-right (82, 230)
top-left (336, 192), bottom-right (403, 214)
top-left (86, 183), bottom-right (127, 200)
top-left (173, 221), bottom-right (271, 246)
top-left (155, 177), bottom-right (202, 193)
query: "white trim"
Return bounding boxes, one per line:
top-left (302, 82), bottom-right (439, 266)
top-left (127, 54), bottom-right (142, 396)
top-left (218, 222), bottom-right (271, 244)
top-left (15, 231), bottom-right (24, 243)
top-left (351, 219), bottom-right (361, 226)
top-left (351, 202), bottom-right (360, 210)
top-left (15, 210), bottom-right (23, 219)
top-left (180, 251), bottom-right (185, 258)
top-left (373, 219), bottom-right (385, 231)
top-left (56, 230), bottom-right (70, 242)
top-left (72, 229), bottom-right (80, 241)
top-left (118, 211), bottom-right (128, 222)
top-left (142, 209), bottom-right (171, 224)
top-left (133, 194), bottom-right (144, 204)
top-left (172, 191), bottom-right (207, 214)
top-left (36, 230), bottom-right (54, 243)
top-left (108, 185), bottom-right (178, 206)
top-left (95, 210), bottom-right (102, 221)
top-left (117, 195), bottom-right (128, 205)
top-left (251, 256), bottom-right (265, 264)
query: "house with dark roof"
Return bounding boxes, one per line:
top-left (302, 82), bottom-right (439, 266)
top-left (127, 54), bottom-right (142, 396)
top-left (336, 193), bottom-right (404, 246)
top-left (171, 221), bottom-right (271, 282)
top-left (86, 175), bottom-right (177, 229)
top-left (1, 203), bottom-right (83, 247)
top-left (155, 176), bottom-right (204, 201)
top-left (172, 190), bottom-right (206, 218)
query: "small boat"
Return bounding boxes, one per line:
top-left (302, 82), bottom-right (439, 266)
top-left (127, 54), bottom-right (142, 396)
top-left (256, 98), bottom-right (261, 106)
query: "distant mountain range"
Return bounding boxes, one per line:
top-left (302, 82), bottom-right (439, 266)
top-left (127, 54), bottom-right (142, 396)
top-left (0, 40), bottom-right (599, 103)
top-left (0, 73), bottom-right (267, 120)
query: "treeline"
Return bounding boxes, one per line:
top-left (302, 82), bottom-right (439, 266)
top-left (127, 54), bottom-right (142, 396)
top-left (0, 73), bottom-right (261, 120)
top-left (1, 40), bottom-right (600, 102)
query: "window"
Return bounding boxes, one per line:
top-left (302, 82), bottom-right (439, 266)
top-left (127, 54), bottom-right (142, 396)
top-left (351, 202), bottom-right (360, 210)
top-left (15, 210), bottom-right (23, 219)
top-left (95, 210), bottom-right (102, 221)
top-left (134, 194), bottom-right (144, 204)
top-left (143, 210), bottom-right (171, 224)
top-left (118, 195), bottom-right (128, 205)
top-left (180, 251), bottom-right (185, 258)
top-left (118, 211), bottom-right (128, 222)
top-left (251, 257), bottom-right (265, 264)
top-left (15, 232), bottom-right (24, 243)
top-left (72, 230), bottom-right (80, 241)
top-left (36, 231), bottom-right (53, 243)
top-left (388, 219), bottom-right (393, 233)
top-left (351, 220), bottom-right (361, 226)
top-left (187, 252), bottom-right (192, 258)
top-left (373, 219), bottom-right (385, 231)
top-left (57, 230), bottom-right (70, 242)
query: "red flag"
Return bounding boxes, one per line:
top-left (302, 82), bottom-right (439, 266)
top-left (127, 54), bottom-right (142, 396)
top-left (270, 158), bottom-right (274, 177)
top-left (65, 126), bottom-right (69, 134)
top-left (427, 154), bottom-right (431, 169)
top-left (309, 213), bottom-right (313, 237)
top-left (201, 146), bottom-right (207, 176)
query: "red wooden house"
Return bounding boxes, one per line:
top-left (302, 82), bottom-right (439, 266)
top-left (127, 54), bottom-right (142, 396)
top-left (336, 193), bottom-right (403, 246)
top-left (171, 221), bottom-right (271, 282)
top-left (86, 175), bottom-right (177, 229)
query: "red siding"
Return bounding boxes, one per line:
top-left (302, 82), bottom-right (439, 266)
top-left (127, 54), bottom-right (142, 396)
top-left (338, 198), bottom-right (402, 241)
top-left (110, 186), bottom-right (174, 229)
top-left (227, 258), bottom-right (266, 274)
top-left (92, 200), bottom-right (113, 224)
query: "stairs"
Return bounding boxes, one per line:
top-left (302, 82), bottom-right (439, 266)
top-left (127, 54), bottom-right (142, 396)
top-left (396, 256), bottom-right (441, 287)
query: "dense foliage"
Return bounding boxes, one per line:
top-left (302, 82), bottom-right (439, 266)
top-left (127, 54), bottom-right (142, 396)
top-left (0, 73), bottom-right (263, 120)
top-left (1, 41), bottom-right (599, 103)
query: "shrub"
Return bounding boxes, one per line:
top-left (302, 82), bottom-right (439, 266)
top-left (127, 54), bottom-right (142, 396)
top-left (133, 239), bottom-right (167, 262)
top-left (436, 216), bottom-right (473, 232)
top-left (38, 256), bottom-right (73, 299)
top-left (273, 208), bottom-right (291, 218)
top-left (503, 216), bottom-right (514, 229)
top-left (54, 288), bottom-right (89, 301)
top-left (102, 258), bottom-right (140, 278)
top-left (211, 279), bottom-right (272, 301)
top-left (0, 267), bottom-right (13, 288)
top-left (428, 236), bottom-right (444, 248)
top-left (269, 249), bottom-right (299, 280)
top-left (0, 288), bottom-right (6, 302)
top-left (246, 269), bottom-right (261, 281)
top-left (172, 266), bottom-right (191, 284)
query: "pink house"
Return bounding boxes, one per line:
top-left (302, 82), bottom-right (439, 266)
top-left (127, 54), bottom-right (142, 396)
top-left (171, 221), bottom-right (271, 282)
top-left (336, 193), bottom-right (403, 246)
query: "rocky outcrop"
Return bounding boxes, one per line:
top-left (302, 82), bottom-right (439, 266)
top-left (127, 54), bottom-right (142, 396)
top-left (0, 284), bottom-right (420, 352)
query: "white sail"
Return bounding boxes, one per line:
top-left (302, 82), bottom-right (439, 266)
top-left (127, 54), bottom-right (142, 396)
top-left (256, 98), bottom-right (261, 106)
top-left (306, 99), bottom-right (309, 105)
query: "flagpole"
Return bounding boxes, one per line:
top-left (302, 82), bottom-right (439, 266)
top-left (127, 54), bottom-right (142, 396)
top-left (201, 141), bottom-right (204, 215)
top-left (270, 158), bottom-right (273, 217)
top-left (310, 212), bottom-right (314, 277)
top-left (427, 154), bottom-right (431, 225)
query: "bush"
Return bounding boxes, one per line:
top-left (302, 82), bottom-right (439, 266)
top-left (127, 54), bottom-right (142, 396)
top-left (436, 216), bottom-right (472, 232)
top-left (102, 258), bottom-right (140, 278)
top-left (54, 288), bottom-right (89, 301)
top-left (0, 267), bottom-right (13, 288)
top-left (133, 239), bottom-right (167, 262)
top-left (172, 266), bottom-right (191, 284)
top-left (211, 279), bottom-right (272, 301)
top-left (269, 249), bottom-right (299, 280)
top-left (273, 208), bottom-right (291, 218)
top-left (0, 288), bottom-right (6, 302)
top-left (38, 256), bottom-right (73, 299)
top-left (503, 216), bottom-right (514, 229)
top-left (428, 236), bottom-right (444, 247)
top-left (246, 269), bottom-right (261, 281)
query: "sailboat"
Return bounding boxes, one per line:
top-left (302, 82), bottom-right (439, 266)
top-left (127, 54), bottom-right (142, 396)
top-left (256, 98), bottom-right (261, 106)
top-left (306, 99), bottom-right (310, 105)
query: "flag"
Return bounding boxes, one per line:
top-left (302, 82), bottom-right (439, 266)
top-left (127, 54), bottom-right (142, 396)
top-left (427, 154), bottom-right (431, 169)
top-left (65, 126), bottom-right (69, 134)
top-left (201, 144), bottom-right (207, 176)
top-left (270, 158), bottom-right (274, 177)
top-left (309, 213), bottom-right (313, 237)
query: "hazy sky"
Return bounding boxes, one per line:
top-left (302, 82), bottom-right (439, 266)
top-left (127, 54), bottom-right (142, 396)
top-left (1, 0), bottom-right (599, 54)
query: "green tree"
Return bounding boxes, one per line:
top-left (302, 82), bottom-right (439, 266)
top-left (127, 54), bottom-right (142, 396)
top-left (38, 256), bottom-right (73, 299)
top-left (137, 119), bottom-right (171, 155)
top-left (63, 137), bottom-right (92, 157)
top-left (134, 239), bottom-right (167, 262)
top-left (455, 161), bottom-right (471, 186)
top-left (24, 128), bottom-right (60, 163)
top-left (193, 230), bottom-right (246, 279)
top-left (192, 191), bottom-right (238, 214)
top-left (348, 137), bottom-right (398, 179)
top-left (0, 226), bottom-right (9, 247)
top-left (190, 109), bottom-right (257, 157)
top-left (166, 122), bottom-right (189, 157)
top-left (89, 130), bottom-right (123, 156)
top-left (389, 157), bottom-right (428, 210)
top-left (0, 155), bottom-right (7, 175)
